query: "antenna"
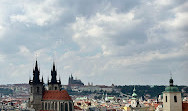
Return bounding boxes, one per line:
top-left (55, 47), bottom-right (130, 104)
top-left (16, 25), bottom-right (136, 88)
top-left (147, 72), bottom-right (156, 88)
top-left (169, 71), bottom-right (172, 79)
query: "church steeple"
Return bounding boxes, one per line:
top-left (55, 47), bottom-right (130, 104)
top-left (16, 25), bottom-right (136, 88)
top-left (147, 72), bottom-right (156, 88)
top-left (51, 62), bottom-right (57, 83)
top-left (29, 60), bottom-right (44, 111)
top-left (48, 62), bottom-right (61, 90)
top-left (32, 60), bottom-right (41, 84)
top-left (163, 76), bottom-right (182, 111)
top-left (132, 86), bottom-right (137, 99)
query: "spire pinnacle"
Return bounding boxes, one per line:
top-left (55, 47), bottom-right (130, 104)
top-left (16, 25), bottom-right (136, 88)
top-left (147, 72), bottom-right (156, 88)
top-left (42, 76), bottom-right (44, 83)
top-left (132, 86), bottom-right (137, 98)
top-left (133, 86), bottom-right (136, 92)
top-left (50, 62), bottom-right (57, 84)
top-left (169, 71), bottom-right (174, 86)
top-left (35, 60), bottom-right (38, 67)
top-left (52, 61), bottom-right (56, 71)
top-left (32, 59), bottom-right (40, 83)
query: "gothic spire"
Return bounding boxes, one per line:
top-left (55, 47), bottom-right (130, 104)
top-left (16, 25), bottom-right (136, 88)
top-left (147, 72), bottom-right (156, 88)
top-left (32, 60), bottom-right (41, 84)
top-left (53, 61), bottom-right (56, 71)
top-left (51, 62), bottom-right (57, 83)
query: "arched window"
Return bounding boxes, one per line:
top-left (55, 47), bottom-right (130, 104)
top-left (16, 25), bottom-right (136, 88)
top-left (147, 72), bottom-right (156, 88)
top-left (41, 102), bottom-right (43, 110)
top-left (165, 96), bottom-right (167, 102)
top-left (69, 102), bottom-right (72, 111)
top-left (61, 103), bottom-right (64, 111)
top-left (52, 102), bottom-right (54, 110)
top-left (55, 102), bottom-right (57, 110)
top-left (65, 103), bottom-right (68, 111)
top-left (174, 95), bottom-right (177, 102)
top-left (48, 102), bottom-right (50, 110)
top-left (45, 102), bottom-right (47, 110)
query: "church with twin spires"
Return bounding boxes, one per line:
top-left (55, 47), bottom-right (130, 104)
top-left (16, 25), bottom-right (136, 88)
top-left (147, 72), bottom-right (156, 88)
top-left (29, 60), bottom-right (74, 111)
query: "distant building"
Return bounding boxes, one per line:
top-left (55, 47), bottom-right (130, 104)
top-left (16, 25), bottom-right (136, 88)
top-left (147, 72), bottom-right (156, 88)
top-left (68, 75), bottom-right (84, 86)
top-left (29, 60), bottom-right (74, 111)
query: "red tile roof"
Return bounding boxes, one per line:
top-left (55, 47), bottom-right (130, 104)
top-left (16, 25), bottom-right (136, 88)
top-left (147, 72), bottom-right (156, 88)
top-left (153, 103), bottom-right (159, 109)
top-left (74, 106), bottom-right (82, 110)
top-left (42, 90), bottom-right (72, 101)
top-left (182, 103), bottom-right (188, 111)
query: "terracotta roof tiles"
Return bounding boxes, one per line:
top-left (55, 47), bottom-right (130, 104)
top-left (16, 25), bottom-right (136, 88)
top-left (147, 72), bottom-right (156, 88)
top-left (42, 90), bottom-right (72, 101)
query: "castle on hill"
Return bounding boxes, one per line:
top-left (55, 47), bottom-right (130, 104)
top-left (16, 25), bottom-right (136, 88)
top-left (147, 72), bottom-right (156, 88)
top-left (29, 60), bottom-right (74, 111)
top-left (68, 74), bottom-right (84, 86)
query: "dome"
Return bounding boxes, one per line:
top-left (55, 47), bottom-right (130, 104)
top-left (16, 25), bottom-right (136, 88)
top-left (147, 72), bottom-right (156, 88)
top-left (132, 92), bottom-right (137, 97)
top-left (165, 86), bottom-right (179, 92)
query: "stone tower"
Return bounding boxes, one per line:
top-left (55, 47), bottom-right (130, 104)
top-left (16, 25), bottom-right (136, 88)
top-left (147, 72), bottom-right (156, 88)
top-left (29, 60), bottom-right (44, 111)
top-left (48, 62), bottom-right (61, 90)
top-left (163, 77), bottom-right (182, 111)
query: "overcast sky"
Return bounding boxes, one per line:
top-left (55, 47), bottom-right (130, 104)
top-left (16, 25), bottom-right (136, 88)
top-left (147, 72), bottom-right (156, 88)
top-left (0, 0), bottom-right (187, 85)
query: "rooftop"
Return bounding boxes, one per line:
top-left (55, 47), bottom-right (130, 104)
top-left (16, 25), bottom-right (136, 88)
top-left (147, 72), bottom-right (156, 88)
top-left (42, 90), bottom-right (72, 101)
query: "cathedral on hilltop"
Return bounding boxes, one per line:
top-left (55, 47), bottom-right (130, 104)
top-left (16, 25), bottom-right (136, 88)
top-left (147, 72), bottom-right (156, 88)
top-left (68, 74), bottom-right (84, 86)
top-left (29, 60), bottom-right (74, 111)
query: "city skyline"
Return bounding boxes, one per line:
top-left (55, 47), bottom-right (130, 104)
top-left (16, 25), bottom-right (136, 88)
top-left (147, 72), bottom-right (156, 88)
top-left (0, 0), bottom-right (187, 85)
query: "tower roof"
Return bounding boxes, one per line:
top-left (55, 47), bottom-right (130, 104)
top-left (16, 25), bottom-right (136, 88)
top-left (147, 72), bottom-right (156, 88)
top-left (30, 60), bottom-right (42, 84)
top-left (164, 77), bottom-right (179, 92)
top-left (132, 86), bottom-right (137, 99)
top-left (49, 62), bottom-right (61, 85)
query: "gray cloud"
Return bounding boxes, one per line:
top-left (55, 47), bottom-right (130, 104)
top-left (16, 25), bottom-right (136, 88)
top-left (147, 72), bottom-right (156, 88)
top-left (0, 0), bottom-right (187, 85)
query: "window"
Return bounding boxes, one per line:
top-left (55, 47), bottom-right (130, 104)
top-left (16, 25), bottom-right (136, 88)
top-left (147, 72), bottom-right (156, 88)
top-left (31, 87), bottom-right (32, 93)
top-left (55, 102), bottom-right (57, 110)
top-left (48, 102), bottom-right (50, 110)
top-left (52, 102), bottom-right (54, 110)
top-left (45, 102), bottom-right (47, 110)
top-left (174, 96), bottom-right (177, 102)
top-left (69, 102), bottom-right (72, 111)
top-left (55, 87), bottom-right (57, 90)
top-left (65, 103), bottom-right (68, 111)
top-left (42, 102), bottom-right (44, 110)
top-left (61, 103), bottom-right (64, 111)
top-left (166, 96), bottom-right (167, 102)
top-left (37, 87), bottom-right (39, 93)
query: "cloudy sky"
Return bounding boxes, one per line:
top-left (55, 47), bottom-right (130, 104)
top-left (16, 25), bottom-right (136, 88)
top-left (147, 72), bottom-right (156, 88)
top-left (0, 0), bottom-right (187, 85)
